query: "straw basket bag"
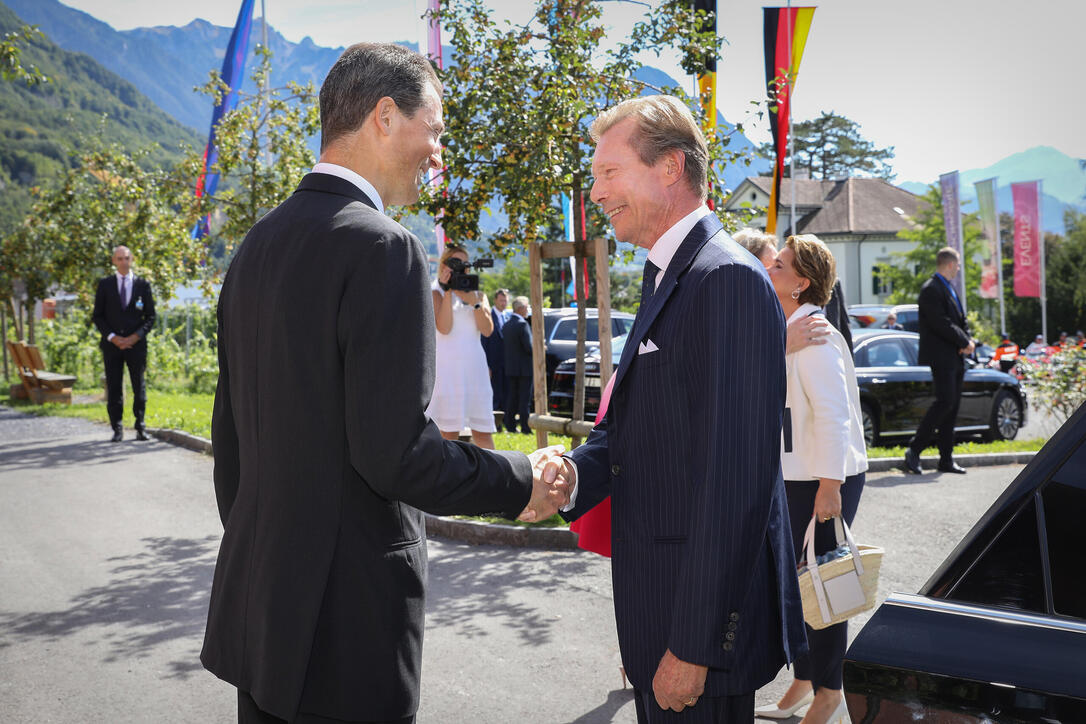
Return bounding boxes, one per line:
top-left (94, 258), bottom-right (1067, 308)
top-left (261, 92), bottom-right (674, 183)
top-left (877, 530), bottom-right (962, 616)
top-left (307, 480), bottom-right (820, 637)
top-left (797, 515), bottom-right (882, 630)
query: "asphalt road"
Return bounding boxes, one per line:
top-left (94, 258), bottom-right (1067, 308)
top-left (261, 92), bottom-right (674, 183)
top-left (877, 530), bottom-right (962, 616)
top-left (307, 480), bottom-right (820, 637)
top-left (0, 406), bottom-right (1037, 723)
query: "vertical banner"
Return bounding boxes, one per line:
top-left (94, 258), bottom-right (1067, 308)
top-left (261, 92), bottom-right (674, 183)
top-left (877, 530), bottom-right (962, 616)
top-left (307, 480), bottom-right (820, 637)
top-left (939, 171), bottom-right (966, 312)
top-left (762, 6), bottom-right (814, 234)
top-left (426, 0), bottom-right (445, 249)
top-left (974, 178), bottom-right (1001, 299)
top-left (1011, 181), bottom-right (1041, 298)
top-left (192, 0), bottom-right (256, 238)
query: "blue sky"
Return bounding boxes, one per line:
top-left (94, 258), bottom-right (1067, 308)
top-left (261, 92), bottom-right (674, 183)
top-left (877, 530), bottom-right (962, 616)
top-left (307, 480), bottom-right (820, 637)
top-left (60, 0), bottom-right (1086, 185)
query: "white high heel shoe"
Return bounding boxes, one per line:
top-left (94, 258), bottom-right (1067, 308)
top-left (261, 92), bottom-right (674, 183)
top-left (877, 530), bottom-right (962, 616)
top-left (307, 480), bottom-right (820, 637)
top-left (754, 690), bottom-right (814, 719)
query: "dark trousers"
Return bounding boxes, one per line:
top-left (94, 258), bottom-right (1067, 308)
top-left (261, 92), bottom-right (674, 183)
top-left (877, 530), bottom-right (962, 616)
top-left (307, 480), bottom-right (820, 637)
top-left (910, 361), bottom-right (964, 461)
top-left (238, 691), bottom-right (415, 724)
top-left (504, 375), bottom-right (532, 433)
top-left (633, 689), bottom-right (754, 723)
top-left (102, 341), bottom-right (147, 430)
top-left (489, 364), bottom-right (505, 410)
top-left (784, 472), bottom-right (866, 691)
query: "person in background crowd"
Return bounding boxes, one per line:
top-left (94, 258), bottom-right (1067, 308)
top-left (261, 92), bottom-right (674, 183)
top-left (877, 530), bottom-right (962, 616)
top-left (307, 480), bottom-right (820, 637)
top-left (480, 287), bottom-right (508, 412)
top-left (92, 245), bottom-right (156, 442)
top-left (1077, 330), bottom-right (1086, 347)
top-left (759, 233), bottom-right (867, 724)
top-left (503, 296), bottom-right (534, 435)
top-left (881, 312), bottom-right (904, 330)
top-left (904, 247), bottom-right (972, 476)
top-left (1056, 331), bottom-right (1069, 347)
top-left (428, 244), bottom-right (498, 449)
top-left (1024, 334), bottom-right (1047, 358)
top-left (991, 333), bottom-right (1019, 374)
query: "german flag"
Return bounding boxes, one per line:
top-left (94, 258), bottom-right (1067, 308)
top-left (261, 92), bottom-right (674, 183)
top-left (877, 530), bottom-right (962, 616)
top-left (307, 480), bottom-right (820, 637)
top-left (763, 7), bottom-right (814, 234)
top-left (693, 0), bottom-right (717, 134)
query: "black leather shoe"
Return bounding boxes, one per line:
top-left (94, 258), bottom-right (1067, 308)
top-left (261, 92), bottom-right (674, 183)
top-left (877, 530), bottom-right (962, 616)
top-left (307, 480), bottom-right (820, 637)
top-left (111, 428), bottom-right (123, 443)
top-left (903, 448), bottom-right (922, 474)
top-left (135, 429), bottom-right (149, 442)
top-left (937, 461), bottom-right (967, 474)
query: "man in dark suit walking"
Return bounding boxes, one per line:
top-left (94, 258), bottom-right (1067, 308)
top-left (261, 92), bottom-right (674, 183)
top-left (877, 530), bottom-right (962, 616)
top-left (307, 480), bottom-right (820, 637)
top-left (539, 96), bottom-right (806, 722)
top-left (480, 288), bottom-right (508, 411)
top-left (904, 247), bottom-right (973, 475)
top-left (503, 296), bottom-right (533, 434)
top-left (91, 245), bottom-right (156, 442)
top-left (201, 43), bottom-right (569, 724)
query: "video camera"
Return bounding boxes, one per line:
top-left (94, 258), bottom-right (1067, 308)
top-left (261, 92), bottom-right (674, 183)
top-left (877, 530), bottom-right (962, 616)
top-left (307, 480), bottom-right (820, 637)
top-left (445, 256), bottom-right (493, 292)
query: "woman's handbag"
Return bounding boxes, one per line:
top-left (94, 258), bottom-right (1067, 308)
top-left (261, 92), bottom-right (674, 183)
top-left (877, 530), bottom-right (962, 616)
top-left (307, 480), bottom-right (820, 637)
top-left (797, 515), bottom-right (882, 630)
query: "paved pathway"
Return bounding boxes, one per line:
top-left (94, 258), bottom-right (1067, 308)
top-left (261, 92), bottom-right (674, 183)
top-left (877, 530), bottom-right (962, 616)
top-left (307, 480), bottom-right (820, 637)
top-left (0, 407), bottom-right (1032, 723)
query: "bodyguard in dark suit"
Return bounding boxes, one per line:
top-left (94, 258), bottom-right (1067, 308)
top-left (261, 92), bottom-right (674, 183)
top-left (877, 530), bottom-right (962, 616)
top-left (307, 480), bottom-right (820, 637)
top-left (503, 296), bottom-right (533, 434)
top-left (480, 288), bottom-right (508, 409)
top-left (542, 96), bottom-right (805, 722)
top-left (201, 43), bottom-right (569, 724)
top-left (904, 247), bottom-right (973, 475)
top-left (91, 245), bottom-right (156, 442)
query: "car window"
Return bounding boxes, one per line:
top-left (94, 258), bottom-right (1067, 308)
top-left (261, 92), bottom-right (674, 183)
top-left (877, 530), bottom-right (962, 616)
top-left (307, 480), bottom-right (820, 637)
top-left (612, 318), bottom-right (631, 336)
top-left (1042, 440), bottom-right (1086, 619)
top-left (863, 339), bottom-right (912, 367)
top-left (552, 317), bottom-right (600, 342)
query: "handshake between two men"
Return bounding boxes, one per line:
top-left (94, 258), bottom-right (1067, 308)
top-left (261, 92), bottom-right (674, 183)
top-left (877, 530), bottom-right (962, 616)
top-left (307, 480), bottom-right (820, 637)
top-left (518, 445), bottom-right (577, 523)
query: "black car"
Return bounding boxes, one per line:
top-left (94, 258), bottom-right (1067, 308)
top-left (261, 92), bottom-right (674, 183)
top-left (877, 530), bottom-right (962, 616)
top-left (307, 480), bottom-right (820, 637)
top-left (843, 404), bottom-right (1086, 721)
top-left (537, 308), bottom-right (635, 377)
top-left (548, 333), bottom-right (627, 419)
top-left (854, 329), bottom-right (1026, 446)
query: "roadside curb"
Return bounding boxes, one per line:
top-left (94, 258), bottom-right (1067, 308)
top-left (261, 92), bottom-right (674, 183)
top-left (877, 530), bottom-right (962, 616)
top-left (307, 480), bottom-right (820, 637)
top-left (139, 422), bottom-right (1036, 549)
top-left (147, 427), bottom-right (212, 455)
top-left (866, 450), bottom-right (1036, 472)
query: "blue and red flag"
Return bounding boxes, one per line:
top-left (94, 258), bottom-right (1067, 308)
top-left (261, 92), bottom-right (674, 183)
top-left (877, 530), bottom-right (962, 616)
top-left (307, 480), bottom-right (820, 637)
top-left (193, 0), bottom-right (256, 238)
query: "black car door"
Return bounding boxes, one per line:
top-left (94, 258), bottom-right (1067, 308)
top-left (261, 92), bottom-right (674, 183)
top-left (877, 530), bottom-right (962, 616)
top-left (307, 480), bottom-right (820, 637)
top-left (856, 336), bottom-right (929, 436)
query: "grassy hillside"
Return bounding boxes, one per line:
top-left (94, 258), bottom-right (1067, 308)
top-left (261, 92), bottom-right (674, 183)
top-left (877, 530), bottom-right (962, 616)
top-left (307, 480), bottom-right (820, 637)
top-left (0, 2), bottom-right (201, 235)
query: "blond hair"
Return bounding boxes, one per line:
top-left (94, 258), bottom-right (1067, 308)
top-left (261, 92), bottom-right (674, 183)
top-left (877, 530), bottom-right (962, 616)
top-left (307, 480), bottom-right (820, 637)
top-left (785, 234), bottom-right (836, 307)
top-left (732, 228), bottom-right (777, 261)
top-left (590, 95), bottom-right (708, 200)
top-left (438, 244), bottom-right (467, 268)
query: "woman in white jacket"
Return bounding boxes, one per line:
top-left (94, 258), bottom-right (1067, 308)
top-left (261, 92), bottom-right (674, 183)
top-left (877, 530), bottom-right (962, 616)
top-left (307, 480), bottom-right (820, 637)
top-left (757, 234), bottom-right (868, 724)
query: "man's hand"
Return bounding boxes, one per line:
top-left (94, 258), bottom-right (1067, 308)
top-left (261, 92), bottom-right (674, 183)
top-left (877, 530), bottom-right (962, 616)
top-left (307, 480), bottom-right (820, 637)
top-left (110, 335), bottom-right (125, 349)
top-left (961, 340), bottom-right (976, 356)
top-left (786, 315), bottom-right (831, 355)
top-left (652, 649), bottom-right (707, 712)
top-left (518, 446), bottom-right (574, 522)
top-left (115, 334), bottom-right (138, 350)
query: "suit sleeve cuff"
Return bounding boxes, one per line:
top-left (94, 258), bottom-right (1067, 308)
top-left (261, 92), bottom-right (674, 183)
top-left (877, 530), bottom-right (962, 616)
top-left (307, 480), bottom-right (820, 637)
top-left (107, 333), bottom-right (115, 341)
top-left (559, 455), bottom-right (579, 512)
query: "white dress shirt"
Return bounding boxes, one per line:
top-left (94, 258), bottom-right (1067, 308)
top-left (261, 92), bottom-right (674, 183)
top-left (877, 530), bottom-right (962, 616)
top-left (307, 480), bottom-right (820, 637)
top-left (560, 204), bottom-right (712, 511)
top-left (311, 162), bottom-right (384, 214)
top-left (780, 303), bottom-right (868, 482)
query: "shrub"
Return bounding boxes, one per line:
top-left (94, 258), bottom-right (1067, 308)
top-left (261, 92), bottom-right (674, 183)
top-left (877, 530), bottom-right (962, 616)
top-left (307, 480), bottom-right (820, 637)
top-left (1020, 345), bottom-right (1086, 422)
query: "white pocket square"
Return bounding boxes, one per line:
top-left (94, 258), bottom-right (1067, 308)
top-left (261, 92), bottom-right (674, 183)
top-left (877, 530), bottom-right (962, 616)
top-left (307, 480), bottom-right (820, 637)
top-left (638, 339), bottom-right (659, 355)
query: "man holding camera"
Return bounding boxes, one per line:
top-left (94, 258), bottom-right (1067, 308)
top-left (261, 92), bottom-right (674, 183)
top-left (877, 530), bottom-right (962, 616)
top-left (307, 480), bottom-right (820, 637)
top-left (503, 296), bottom-right (534, 435)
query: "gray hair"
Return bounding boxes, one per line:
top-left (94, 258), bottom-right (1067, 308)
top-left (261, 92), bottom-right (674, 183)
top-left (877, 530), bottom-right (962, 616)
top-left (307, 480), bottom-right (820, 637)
top-left (590, 95), bottom-right (709, 200)
top-left (512, 296), bottom-right (530, 314)
top-left (731, 228), bottom-right (777, 261)
top-left (319, 42), bottom-right (441, 151)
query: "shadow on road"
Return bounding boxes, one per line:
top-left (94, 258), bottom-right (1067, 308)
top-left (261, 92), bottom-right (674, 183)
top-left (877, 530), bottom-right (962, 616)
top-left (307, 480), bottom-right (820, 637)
top-left (0, 437), bottom-right (162, 471)
top-left (863, 470), bottom-right (947, 488)
top-left (426, 541), bottom-right (595, 647)
top-left (0, 535), bottom-right (218, 679)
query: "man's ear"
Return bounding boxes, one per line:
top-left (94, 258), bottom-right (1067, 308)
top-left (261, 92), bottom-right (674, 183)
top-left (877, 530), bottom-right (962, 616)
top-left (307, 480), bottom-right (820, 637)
top-left (662, 149), bottom-right (685, 187)
top-left (373, 96), bottom-right (398, 136)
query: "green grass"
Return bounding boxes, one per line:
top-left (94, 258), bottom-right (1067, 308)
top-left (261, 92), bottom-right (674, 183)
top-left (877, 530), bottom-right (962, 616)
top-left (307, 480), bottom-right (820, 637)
top-left (867, 437), bottom-right (1046, 458)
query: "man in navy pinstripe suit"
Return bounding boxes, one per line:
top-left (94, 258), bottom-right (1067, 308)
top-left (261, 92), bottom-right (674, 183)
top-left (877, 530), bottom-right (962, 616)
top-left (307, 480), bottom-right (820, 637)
top-left (548, 96), bottom-right (806, 722)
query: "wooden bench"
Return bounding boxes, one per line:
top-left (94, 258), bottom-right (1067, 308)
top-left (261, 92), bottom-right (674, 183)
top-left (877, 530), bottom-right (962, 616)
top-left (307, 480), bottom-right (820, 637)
top-left (6, 340), bottom-right (77, 404)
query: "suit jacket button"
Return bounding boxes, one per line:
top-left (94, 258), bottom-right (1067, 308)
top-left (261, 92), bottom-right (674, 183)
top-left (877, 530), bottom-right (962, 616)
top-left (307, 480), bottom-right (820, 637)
top-left (729, 612), bottom-right (740, 622)
top-left (727, 622), bottom-right (738, 632)
top-left (725, 631), bottom-right (736, 642)
top-left (611, 464), bottom-right (621, 476)
top-left (722, 642), bottom-right (734, 651)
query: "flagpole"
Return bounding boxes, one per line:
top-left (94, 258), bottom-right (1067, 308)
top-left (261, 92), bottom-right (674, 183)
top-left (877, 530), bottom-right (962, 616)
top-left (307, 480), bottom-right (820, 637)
top-left (787, 0), bottom-right (795, 235)
top-left (1039, 179), bottom-right (1047, 343)
top-left (993, 179), bottom-right (1006, 334)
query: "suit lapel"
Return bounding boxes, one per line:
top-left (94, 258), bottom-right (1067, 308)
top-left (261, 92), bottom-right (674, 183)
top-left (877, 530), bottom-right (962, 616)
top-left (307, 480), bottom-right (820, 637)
top-left (612, 213), bottom-right (724, 390)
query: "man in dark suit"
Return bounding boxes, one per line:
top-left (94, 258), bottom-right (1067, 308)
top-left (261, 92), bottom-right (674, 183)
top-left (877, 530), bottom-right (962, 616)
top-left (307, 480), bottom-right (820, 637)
top-left (201, 43), bottom-right (569, 724)
top-left (539, 96), bottom-right (806, 722)
top-left (904, 247), bottom-right (973, 475)
top-left (91, 245), bottom-right (156, 442)
top-left (502, 296), bottom-right (533, 434)
top-left (480, 287), bottom-right (508, 410)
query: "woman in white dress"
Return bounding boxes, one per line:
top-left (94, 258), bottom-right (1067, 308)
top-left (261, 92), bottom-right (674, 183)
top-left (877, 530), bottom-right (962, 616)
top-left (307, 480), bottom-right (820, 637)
top-left (426, 245), bottom-right (498, 449)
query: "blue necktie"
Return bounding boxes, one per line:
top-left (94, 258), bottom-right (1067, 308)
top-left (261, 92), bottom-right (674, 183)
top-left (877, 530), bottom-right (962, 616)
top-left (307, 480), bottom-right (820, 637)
top-left (121, 277), bottom-right (129, 308)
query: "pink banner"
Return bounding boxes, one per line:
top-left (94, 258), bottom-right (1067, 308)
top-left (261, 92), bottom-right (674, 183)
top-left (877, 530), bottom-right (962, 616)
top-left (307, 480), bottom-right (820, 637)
top-left (1011, 181), bottom-right (1041, 298)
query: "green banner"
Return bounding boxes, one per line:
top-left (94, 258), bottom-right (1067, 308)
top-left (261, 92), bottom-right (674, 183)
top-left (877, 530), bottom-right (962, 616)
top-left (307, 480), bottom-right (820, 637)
top-left (974, 178), bottom-right (1001, 299)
